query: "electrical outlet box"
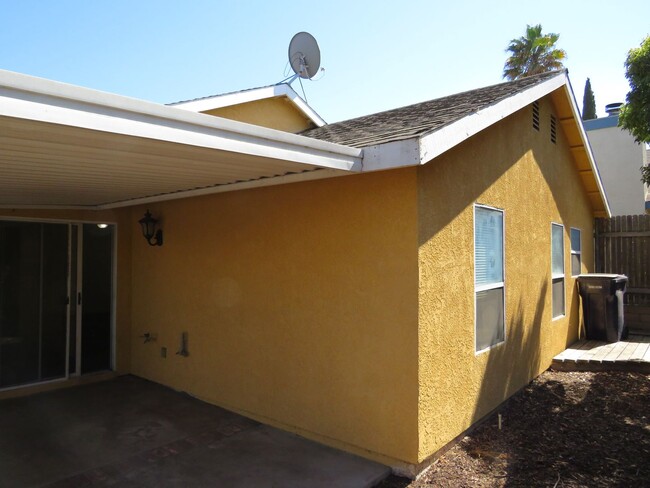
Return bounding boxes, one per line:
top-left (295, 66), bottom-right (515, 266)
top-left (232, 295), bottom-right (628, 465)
top-left (161, 347), bottom-right (167, 358)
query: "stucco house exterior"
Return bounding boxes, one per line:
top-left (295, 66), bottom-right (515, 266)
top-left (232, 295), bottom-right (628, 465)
top-left (584, 104), bottom-right (649, 215)
top-left (0, 69), bottom-right (608, 477)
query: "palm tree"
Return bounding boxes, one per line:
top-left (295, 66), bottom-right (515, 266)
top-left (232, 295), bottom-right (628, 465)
top-left (503, 24), bottom-right (567, 80)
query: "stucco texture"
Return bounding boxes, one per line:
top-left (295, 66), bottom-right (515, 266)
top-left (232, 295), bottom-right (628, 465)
top-left (130, 169), bottom-right (420, 465)
top-left (204, 97), bottom-right (316, 133)
top-left (0, 91), bottom-right (602, 472)
top-left (417, 95), bottom-right (595, 461)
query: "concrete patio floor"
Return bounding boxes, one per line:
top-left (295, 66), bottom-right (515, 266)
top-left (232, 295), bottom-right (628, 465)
top-left (0, 375), bottom-right (390, 487)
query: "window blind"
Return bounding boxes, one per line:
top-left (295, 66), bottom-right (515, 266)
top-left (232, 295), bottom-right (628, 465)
top-left (475, 207), bottom-right (503, 286)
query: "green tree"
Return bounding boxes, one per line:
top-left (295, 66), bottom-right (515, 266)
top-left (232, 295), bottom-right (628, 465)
top-left (642, 165), bottom-right (650, 186)
top-left (503, 24), bottom-right (567, 81)
top-left (619, 36), bottom-right (650, 143)
top-left (582, 78), bottom-right (597, 120)
top-left (618, 36), bottom-right (650, 185)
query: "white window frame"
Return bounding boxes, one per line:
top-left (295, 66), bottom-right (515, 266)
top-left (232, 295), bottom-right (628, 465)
top-left (551, 222), bottom-right (565, 319)
top-left (570, 227), bottom-right (582, 277)
top-left (474, 204), bottom-right (506, 354)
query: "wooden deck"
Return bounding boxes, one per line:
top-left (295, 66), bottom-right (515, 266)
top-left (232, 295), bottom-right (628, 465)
top-left (552, 335), bottom-right (650, 372)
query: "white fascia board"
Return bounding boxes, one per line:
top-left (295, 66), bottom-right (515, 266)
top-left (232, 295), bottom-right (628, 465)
top-left (276, 83), bottom-right (326, 127)
top-left (0, 70), bottom-right (356, 170)
top-left (170, 83), bottom-right (326, 127)
top-left (360, 74), bottom-right (571, 173)
top-left (418, 73), bottom-right (567, 164)
top-left (277, 84), bottom-right (327, 127)
top-left (561, 76), bottom-right (612, 217)
top-left (169, 86), bottom-right (280, 111)
top-left (361, 138), bottom-right (420, 171)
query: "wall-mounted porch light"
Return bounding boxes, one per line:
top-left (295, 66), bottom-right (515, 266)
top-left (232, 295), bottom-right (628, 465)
top-left (138, 209), bottom-right (163, 246)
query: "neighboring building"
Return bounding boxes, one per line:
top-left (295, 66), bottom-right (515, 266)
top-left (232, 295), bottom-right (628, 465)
top-left (584, 104), bottom-right (648, 216)
top-left (0, 69), bottom-right (608, 477)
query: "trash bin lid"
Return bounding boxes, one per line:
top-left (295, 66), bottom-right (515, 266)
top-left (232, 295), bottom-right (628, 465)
top-left (577, 274), bottom-right (621, 279)
top-left (578, 274), bottom-right (627, 281)
top-left (577, 274), bottom-right (628, 292)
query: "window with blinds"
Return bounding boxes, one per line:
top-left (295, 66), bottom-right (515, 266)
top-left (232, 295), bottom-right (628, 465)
top-left (474, 205), bottom-right (505, 352)
top-left (551, 223), bottom-right (565, 318)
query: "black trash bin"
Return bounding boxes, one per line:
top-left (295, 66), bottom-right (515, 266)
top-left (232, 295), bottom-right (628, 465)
top-left (577, 274), bottom-right (628, 342)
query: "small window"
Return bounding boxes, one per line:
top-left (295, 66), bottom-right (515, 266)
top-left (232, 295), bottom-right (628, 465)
top-left (550, 114), bottom-right (557, 144)
top-left (570, 228), bottom-right (581, 276)
top-left (532, 101), bottom-right (540, 131)
top-left (475, 205), bottom-right (505, 352)
top-left (551, 223), bottom-right (565, 318)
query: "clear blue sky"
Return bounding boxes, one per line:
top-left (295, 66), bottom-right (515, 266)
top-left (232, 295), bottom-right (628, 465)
top-left (1, 0), bottom-right (647, 123)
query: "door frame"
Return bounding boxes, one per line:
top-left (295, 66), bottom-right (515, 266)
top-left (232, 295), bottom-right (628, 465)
top-left (0, 216), bottom-right (117, 391)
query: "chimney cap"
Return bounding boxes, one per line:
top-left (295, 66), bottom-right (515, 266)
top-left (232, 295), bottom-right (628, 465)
top-left (605, 102), bottom-right (623, 116)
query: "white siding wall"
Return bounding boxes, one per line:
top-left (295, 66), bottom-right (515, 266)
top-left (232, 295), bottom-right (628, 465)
top-left (587, 119), bottom-right (646, 216)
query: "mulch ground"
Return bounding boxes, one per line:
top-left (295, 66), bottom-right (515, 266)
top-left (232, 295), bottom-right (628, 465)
top-left (379, 370), bottom-right (650, 488)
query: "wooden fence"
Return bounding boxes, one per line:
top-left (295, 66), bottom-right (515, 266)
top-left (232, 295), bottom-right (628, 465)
top-left (595, 215), bottom-right (650, 334)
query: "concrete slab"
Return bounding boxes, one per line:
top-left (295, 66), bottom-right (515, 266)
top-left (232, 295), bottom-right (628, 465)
top-left (0, 375), bottom-right (390, 488)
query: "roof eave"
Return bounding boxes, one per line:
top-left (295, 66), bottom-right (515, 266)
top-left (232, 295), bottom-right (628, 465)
top-left (169, 83), bottom-right (327, 127)
top-left (0, 69), bottom-right (358, 170)
top-left (0, 69), bottom-right (361, 209)
top-left (417, 73), bottom-right (567, 165)
top-left (360, 73), bottom-right (569, 173)
top-left (559, 76), bottom-right (611, 217)
top-left (359, 71), bottom-right (610, 218)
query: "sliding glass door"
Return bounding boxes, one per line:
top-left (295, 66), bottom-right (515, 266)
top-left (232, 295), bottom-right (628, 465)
top-left (0, 220), bottom-right (114, 389)
top-left (0, 221), bottom-right (68, 388)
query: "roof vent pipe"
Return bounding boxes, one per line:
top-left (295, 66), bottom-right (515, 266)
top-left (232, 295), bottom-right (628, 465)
top-left (605, 103), bottom-right (623, 116)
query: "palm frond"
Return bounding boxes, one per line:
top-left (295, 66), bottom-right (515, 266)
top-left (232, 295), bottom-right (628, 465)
top-left (503, 24), bottom-right (566, 80)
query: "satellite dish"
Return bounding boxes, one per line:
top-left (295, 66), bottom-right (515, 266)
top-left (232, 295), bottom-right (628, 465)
top-left (288, 32), bottom-right (321, 80)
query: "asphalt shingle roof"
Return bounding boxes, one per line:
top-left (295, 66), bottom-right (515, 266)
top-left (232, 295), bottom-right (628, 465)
top-left (301, 71), bottom-right (564, 148)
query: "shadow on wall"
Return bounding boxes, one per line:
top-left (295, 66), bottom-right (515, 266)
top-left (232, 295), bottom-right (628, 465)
top-left (472, 281), bottom-right (547, 426)
top-left (415, 97), bottom-right (596, 477)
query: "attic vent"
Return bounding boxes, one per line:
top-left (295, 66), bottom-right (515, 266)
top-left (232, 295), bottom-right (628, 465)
top-left (532, 101), bottom-right (540, 131)
top-left (550, 114), bottom-right (557, 144)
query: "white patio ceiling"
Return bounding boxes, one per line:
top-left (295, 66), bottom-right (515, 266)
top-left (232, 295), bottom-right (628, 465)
top-left (0, 70), bottom-right (362, 209)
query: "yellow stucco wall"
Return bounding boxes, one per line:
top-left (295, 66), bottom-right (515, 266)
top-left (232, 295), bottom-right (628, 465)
top-left (129, 169), bottom-right (420, 465)
top-left (417, 95), bottom-right (595, 461)
top-left (203, 97), bottom-right (317, 133)
top-left (0, 208), bottom-right (133, 387)
top-left (0, 92), bottom-right (601, 471)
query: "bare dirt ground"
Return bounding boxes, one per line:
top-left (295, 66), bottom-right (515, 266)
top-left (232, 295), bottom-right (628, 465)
top-left (378, 370), bottom-right (650, 488)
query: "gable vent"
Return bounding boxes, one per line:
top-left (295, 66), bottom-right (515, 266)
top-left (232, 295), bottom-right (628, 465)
top-left (532, 101), bottom-right (540, 131)
top-left (550, 114), bottom-right (557, 144)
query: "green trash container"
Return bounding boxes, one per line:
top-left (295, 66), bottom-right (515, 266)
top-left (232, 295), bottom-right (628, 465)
top-left (577, 274), bottom-right (628, 343)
